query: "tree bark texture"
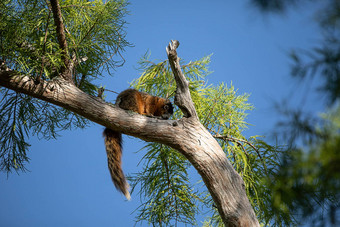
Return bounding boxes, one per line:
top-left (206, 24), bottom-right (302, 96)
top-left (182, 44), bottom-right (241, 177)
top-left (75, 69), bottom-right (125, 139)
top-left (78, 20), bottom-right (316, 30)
top-left (0, 41), bottom-right (260, 226)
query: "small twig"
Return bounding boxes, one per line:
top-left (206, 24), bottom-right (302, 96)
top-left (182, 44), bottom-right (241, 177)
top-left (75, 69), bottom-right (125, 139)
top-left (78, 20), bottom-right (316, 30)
top-left (64, 26), bottom-right (78, 54)
top-left (43, 10), bottom-right (51, 52)
top-left (77, 74), bottom-right (86, 88)
top-left (160, 146), bottom-right (179, 226)
top-left (98, 37), bottom-right (124, 68)
top-left (116, 51), bottom-right (126, 68)
top-left (79, 19), bottom-right (99, 45)
top-left (165, 90), bottom-right (175, 100)
top-left (227, 143), bottom-right (237, 163)
top-left (203, 90), bottom-right (223, 126)
top-left (61, 4), bottom-right (93, 9)
top-left (103, 88), bottom-right (119, 95)
top-left (214, 134), bottom-right (268, 174)
top-left (78, 2), bottom-right (109, 45)
top-left (36, 10), bottom-right (52, 84)
top-left (223, 136), bottom-right (249, 158)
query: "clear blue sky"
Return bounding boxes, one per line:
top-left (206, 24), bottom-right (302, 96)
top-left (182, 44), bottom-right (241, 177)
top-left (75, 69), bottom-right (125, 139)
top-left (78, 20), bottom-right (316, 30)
top-left (1, 1), bottom-right (323, 226)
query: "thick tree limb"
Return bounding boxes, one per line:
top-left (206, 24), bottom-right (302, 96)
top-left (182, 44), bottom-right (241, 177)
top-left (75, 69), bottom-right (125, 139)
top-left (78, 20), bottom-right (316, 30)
top-left (166, 40), bottom-right (260, 226)
top-left (0, 70), bottom-right (174, 142)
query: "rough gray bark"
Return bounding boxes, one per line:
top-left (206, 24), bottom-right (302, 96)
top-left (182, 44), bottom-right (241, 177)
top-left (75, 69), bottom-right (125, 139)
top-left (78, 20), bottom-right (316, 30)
top-left (0, 40), bottom-right (260, 226)
top-left (166, 40), bottom-right (260, 226)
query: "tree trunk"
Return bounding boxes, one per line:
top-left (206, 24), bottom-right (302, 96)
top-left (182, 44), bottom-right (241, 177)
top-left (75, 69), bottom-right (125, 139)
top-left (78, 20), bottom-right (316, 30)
top-left (0, 41), bottom-right (260, 226)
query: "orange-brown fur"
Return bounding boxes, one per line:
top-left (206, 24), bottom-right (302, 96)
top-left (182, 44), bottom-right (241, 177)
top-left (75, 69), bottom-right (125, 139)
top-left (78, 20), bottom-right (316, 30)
top-left (103, 89), bottom-right (173, 200)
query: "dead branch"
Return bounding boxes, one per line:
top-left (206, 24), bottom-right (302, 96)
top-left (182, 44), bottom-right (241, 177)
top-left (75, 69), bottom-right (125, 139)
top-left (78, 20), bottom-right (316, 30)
top-left (166, 40), bottom-right (197, 119)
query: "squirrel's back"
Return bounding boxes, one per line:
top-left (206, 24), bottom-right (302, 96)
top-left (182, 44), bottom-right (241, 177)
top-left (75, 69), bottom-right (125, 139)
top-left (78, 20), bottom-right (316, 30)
top-left (116, 89), bottom-right (173, 118)
top-left (103, 89), bottom-right (173, 200)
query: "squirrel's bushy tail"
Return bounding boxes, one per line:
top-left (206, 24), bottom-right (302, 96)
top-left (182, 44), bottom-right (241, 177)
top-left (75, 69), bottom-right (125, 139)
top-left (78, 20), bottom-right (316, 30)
top-left (103, 128), bottom-right (131, 200)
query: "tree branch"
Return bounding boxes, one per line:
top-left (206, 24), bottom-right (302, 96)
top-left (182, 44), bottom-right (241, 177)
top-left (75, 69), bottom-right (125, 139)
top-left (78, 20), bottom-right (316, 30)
top-left (166, 40), bottom-right (260, 226)
top-left (166, 40), bottom-right (197, 119)
top-left (50, 0), bottom-right (71, 81)
top-left (214, 134), bottom-right (268, 173)
top-left (0, 69), bottom-right (178, 144)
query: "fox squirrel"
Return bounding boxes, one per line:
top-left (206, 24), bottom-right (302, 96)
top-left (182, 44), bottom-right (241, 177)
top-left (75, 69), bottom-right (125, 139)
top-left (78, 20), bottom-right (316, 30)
top-left (103, 89), bottom-right (173, 200)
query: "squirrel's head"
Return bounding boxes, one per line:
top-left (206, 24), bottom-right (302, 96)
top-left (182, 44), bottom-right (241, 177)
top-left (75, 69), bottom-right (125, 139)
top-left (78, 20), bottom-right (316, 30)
top-left (158, 99), bottom-right (173, 119)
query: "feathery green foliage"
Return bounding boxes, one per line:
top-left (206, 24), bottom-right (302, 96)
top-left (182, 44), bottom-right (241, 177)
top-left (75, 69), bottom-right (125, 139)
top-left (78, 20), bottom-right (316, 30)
top-left (1, 0), bottom-right (130, 82)
top-left (129, 54), bottom-right (286, 226)
top-left (131, 144), bottom-right (199, 226)
top-left (0, 89), bottom-right (87, 172)
top-left (0, 0), bottom-right (130, 172)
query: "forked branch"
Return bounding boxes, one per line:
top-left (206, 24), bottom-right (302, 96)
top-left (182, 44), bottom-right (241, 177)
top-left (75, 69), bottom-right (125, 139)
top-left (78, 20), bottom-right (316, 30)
top-left (166, 40), bottom-right (197, 119)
